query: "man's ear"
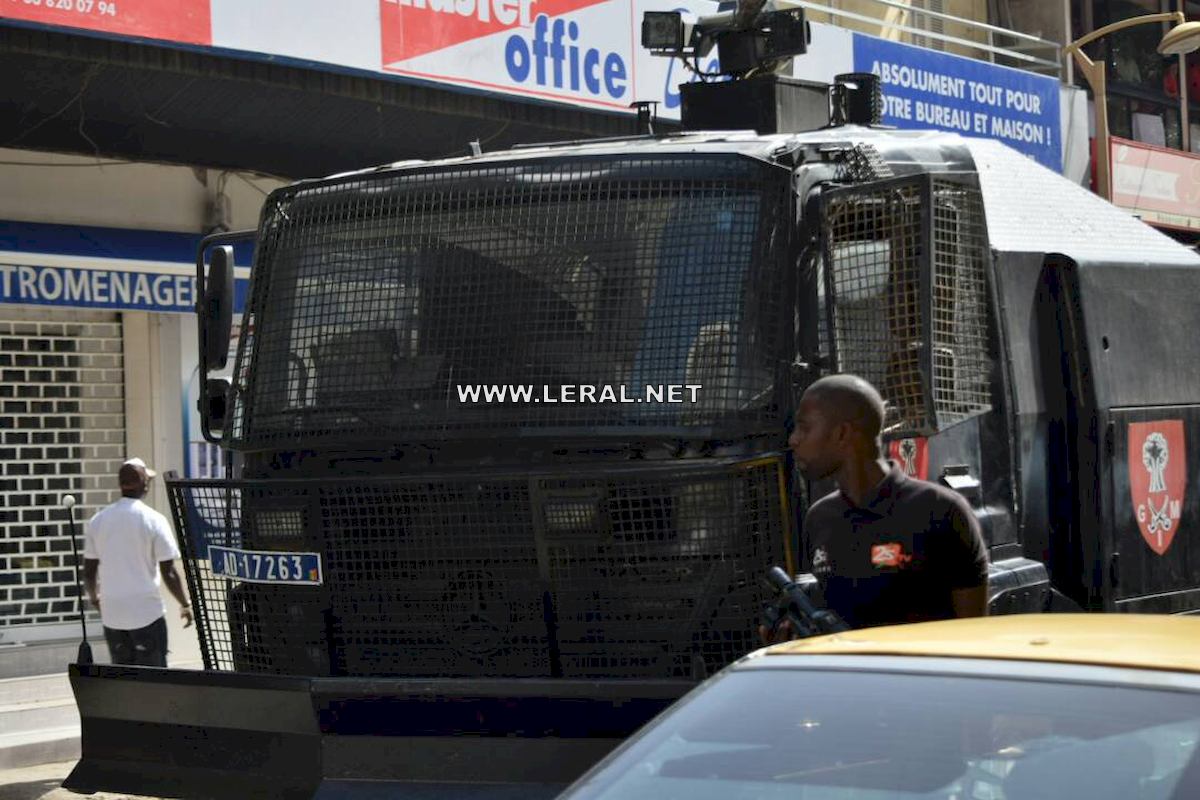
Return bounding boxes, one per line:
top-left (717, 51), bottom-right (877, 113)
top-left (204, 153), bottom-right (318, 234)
top-left (831, 420), bottom-right (852, 447)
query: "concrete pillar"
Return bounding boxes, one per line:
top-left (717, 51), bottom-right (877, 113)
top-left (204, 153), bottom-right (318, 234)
top-left (122, 312), bottom-right (183, 516)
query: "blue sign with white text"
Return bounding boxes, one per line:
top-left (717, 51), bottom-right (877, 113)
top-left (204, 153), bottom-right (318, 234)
top-left (0, 220), bottom-right (253, 314)
top-left (0, 263), bottom-right (249, 314)
top-left (852, 34), bottom-right (1061, 172)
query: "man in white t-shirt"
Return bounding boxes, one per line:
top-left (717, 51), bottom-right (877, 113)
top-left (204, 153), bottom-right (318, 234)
top-left (83, 457), bottom-right (193, 666)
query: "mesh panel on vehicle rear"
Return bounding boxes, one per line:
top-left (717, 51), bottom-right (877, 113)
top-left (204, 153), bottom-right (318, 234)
top-left (227, 155), bottom-right (792, 448)
top-left (929, 177), bottom-right (992, 429)
top-left (167, 459), bottom-right (787, 679)
top-left (821, 179), bottom-right (925, 432)
top-left (820, 175), bottom-right (992, 435)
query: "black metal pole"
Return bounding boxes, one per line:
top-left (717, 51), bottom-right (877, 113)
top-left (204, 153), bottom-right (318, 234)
top-left (62, 495), bottom-right (93, 665)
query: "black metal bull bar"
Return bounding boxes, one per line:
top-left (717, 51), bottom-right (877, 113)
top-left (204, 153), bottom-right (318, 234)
top-left (66, 665), bottom-right (691, 799)
top-left (165, 457), bottom-right (787, 682)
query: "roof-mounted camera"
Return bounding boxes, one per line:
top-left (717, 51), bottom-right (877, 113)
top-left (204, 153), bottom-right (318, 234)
top-left (642, 1), bottom-right (810, 80)
top-left (643, 1), bottom-right (883, 134)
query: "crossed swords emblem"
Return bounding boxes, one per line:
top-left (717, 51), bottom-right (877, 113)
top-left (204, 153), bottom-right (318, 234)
top-left (1147, 495), bottom-right (1173, 535)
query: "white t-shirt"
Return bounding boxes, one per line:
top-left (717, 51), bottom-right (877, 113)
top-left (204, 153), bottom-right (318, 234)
top-left (84, 497), bottom-right (181, 630)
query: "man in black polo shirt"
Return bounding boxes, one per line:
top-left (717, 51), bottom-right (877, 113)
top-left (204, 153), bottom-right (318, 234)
top-left (780, 374), bottom-right (988, 631)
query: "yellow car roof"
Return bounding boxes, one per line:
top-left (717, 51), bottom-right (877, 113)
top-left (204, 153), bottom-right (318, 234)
top-left (766, 614), bottom-right (1200, 674)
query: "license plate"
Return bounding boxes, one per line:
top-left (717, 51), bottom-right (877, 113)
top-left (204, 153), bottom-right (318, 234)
top-left (208, 545), bottom-right (323, 585)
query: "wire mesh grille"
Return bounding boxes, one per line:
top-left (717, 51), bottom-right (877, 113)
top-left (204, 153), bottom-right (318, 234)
top-left (820, 175), bottom-right (992, 434)
top-left (228, 156), bottom-right (792, 448)
top-left (821, 179), bottom-right (926, 432)
top-left (929, 177), bottom-right (992, 428)
top-left (167, 460), bottom-right (785, 679)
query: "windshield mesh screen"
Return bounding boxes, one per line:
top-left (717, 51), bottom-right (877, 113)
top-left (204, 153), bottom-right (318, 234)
top-left (167, 459), bottom-right (785, 679)
top-left (228, 155), bottom-right (791, 448)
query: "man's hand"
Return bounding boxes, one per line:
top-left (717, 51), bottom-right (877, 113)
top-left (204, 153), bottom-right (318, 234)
top-left (88, 596), bottom-right (101, 614)
top-left (180, 604), bottom-right (194, 628)
top-left (758, 619), bottom-right (794, 646)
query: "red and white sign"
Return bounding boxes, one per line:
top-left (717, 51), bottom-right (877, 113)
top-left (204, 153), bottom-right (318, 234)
top-left (1111, 137), bottom-right (1200, 233)
top-left (888, 436), bottom-right (929, 482)
top-left (1128, 420), bottom-right (1186, 556)
top-left (0, 2), bottom-right (852, 126)
top-left (379, 0), bottom-right (684, 113)
top-left (382, 0), bottom-right (605, 65)
top-left (3, 0), bottom-right (211, 46)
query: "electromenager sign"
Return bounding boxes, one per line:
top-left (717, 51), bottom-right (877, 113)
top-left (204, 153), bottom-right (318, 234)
top-left (0, 263), bottom-right (249, 314)
top-left (0, 221), bottom-right (250, 314)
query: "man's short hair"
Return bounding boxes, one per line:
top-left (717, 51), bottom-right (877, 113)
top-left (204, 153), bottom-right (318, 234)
top-left (802, 375), bottom-right (886, 441)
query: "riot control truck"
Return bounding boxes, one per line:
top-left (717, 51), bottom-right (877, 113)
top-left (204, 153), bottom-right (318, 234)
top-left (66, 5), bottom-right (1200, 799)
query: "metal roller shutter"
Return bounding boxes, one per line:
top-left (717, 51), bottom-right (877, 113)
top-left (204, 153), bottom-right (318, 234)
top-left (0, 309), bottom-right (125, 630)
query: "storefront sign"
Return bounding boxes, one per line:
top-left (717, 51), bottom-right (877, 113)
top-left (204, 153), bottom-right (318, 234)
top-left (1111, 137), bottom-right (1200, 233)
top-left (3, 0), bottom-right (713, 119)
top-left (852, 35), bottom-right (1061, 171)
top-left (382, 0), bottom-right (722, 113)
top-left (3, 0), bottom-right (1065, 152)
top-left (0, 220), bottom-right (251, 314)
top-left (0, 263), bottom-right (248, 313)
top-left (2, 0), bottom-right (211, 45)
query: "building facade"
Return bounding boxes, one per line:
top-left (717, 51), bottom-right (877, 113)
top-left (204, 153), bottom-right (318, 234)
top-left (1070, 0), bottom-right (1200, 241)
top-left (0, 150), bottom-right (277, 655)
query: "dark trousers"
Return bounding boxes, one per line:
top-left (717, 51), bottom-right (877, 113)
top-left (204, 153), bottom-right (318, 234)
top-left (103, 616), bottom-right (168, 667)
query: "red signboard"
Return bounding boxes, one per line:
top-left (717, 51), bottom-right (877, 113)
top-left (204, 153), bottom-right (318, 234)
top-left (2, 0), bottom-right (211, 46)
top-left (1110, 136), bottom-right (1200, 233)
top-left (380, 0), bottom-right (608, 66)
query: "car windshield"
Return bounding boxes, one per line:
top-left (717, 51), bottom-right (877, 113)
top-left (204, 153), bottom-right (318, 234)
top-left (562, 666), bottom-right (1200, 800)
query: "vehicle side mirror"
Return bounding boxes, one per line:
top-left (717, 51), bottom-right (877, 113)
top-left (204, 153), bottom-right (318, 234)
top-left (202, 245), bottom-right (235, 370)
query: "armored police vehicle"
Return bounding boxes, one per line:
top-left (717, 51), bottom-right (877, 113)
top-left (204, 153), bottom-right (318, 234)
top-left (67, 4), bottom-right (1200, 798)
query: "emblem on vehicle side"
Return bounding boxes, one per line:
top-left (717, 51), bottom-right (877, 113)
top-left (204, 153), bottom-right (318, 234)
top-left (888, 437), bottom-right (929, 481)
top-left (1128, 420), bottom-right (1186, 556)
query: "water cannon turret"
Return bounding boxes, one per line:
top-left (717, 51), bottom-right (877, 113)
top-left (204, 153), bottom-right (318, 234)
top-left (642, 3), bottom-right (886, 134)
top-left (641, 0), bottom-right (809, 80)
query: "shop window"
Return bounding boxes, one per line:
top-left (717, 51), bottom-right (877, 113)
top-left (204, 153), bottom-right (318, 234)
top-left (1109, 96), bottom-right (1135, 139)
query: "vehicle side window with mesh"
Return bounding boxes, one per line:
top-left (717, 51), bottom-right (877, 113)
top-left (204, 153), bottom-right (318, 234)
top-left (818, 174), bottom-right (993, 435)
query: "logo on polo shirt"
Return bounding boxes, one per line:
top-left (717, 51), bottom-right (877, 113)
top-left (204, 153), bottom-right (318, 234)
top-left (871, 542), bottom-right (912, 569)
